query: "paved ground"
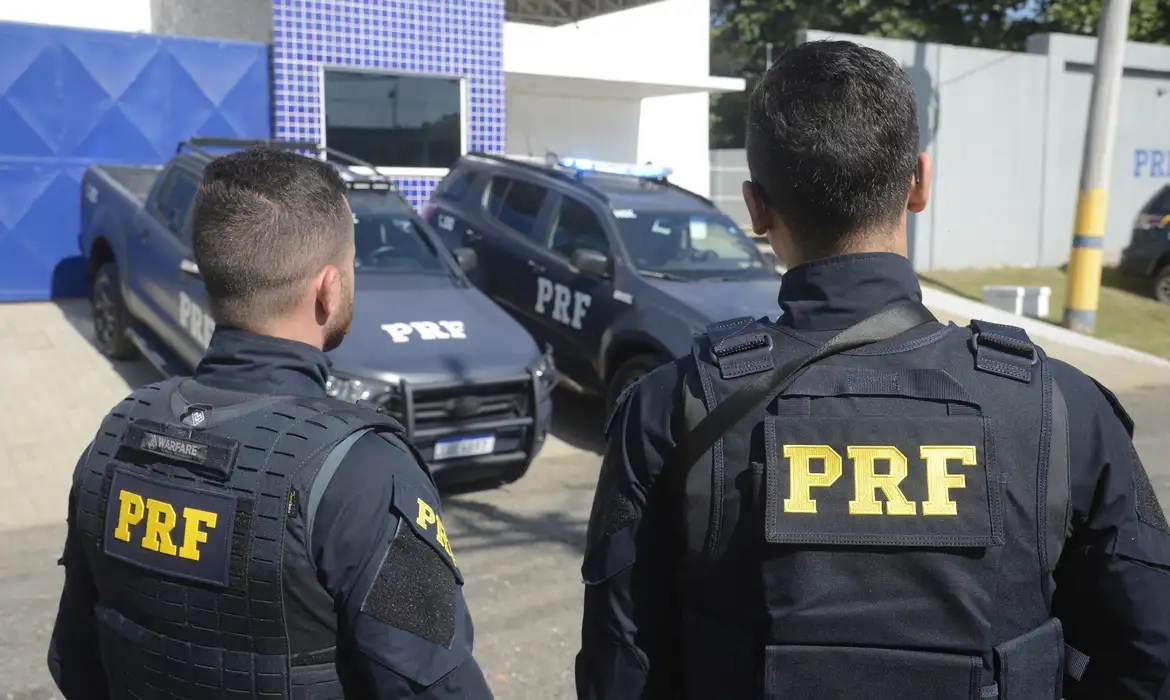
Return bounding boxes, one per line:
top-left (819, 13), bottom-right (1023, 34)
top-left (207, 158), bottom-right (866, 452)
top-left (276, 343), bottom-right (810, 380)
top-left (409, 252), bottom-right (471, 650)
top-left (1, 299), bottom-right (1167, 699)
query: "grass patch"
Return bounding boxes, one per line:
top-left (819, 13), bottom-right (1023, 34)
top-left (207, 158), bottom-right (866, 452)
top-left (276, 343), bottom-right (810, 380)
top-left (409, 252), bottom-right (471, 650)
top-left (919, 266), bottom-right (1170, 360)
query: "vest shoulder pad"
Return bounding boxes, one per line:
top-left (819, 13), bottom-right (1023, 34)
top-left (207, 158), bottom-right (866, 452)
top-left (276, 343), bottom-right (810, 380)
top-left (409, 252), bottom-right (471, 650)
top-left (967, 318), bottom-right (1039, 383)
top-left (1088, 376), bottom-right (1135, 438)
top-left (315, 396), bottom-right (408, 433)
top-left (698, 316), bottom-right (775, 380)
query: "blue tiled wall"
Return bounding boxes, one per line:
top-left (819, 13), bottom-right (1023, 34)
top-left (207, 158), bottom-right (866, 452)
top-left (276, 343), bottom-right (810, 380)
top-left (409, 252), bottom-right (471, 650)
top-left (272, 0), bottom-right (506, 207)
top-left (0, 21), bottom-right (270, 301)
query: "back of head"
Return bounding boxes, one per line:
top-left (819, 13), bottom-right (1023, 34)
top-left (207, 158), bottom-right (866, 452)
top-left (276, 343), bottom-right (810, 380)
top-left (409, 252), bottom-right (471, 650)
top-left (746, 40), bottom-right (920, 260)
top-left (192, 146), bottom-right (352, 334)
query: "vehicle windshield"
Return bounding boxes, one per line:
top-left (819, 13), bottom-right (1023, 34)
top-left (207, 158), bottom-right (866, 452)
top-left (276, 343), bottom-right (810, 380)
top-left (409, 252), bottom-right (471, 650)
top-left (352, 211), bottom-right (448, 275)
top-left (614, 210), bottom-right (773, 280)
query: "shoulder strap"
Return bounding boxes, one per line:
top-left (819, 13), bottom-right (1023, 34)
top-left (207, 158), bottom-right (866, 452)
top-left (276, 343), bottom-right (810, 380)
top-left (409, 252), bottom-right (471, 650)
top-left (675, 300), bottom-right (937, 473)
top-left (305, 427), bottom-right (374, 546)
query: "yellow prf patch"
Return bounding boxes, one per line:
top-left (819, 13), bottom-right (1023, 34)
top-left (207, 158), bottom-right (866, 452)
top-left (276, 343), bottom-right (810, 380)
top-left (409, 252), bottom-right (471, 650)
top-left (415, 497), bottom-right (457, 567)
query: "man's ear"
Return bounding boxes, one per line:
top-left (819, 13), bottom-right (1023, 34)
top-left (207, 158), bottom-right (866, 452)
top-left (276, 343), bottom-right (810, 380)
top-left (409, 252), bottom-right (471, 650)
top-left (742, 181), bottom-right (773, 235)
top-left (314, 265), bottom-right (342, 321)
top-left (908, 153), bottom-right (933, 214)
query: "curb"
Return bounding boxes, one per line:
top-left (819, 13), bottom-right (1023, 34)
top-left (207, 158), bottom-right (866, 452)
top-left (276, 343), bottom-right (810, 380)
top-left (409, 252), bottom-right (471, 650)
top-left (919, 286), bottom-right (1170, 371)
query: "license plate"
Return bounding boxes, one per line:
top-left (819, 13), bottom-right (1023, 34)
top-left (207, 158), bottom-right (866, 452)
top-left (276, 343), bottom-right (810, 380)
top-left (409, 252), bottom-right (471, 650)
top-left (433, 435), bottom-right (496, 461)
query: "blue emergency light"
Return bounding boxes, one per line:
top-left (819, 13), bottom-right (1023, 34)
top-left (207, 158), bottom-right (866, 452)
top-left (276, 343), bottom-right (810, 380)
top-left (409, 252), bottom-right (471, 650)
top-left (557, 157), bottom-right (672, 179)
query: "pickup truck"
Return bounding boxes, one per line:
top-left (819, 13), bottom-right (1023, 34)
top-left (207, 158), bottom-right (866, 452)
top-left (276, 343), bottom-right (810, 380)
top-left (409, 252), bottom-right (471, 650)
top-left (79, 138), bottom-right (555, 487)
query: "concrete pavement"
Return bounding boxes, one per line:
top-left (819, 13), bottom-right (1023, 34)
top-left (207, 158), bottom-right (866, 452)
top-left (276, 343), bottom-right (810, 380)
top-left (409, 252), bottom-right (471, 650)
top-left (0, 298), bottom-right (1167, 699)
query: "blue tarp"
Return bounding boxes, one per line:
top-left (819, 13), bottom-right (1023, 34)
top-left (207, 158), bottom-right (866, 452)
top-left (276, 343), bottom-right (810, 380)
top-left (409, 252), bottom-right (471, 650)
top-left (0, 22), bottom-right (271, 302)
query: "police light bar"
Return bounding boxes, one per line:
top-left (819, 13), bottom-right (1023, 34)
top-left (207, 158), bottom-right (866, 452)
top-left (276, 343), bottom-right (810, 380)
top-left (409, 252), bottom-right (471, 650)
top-left (342, 165), bottom-right (392, 190)
top-left (558, 157), bottom-right (672, 179)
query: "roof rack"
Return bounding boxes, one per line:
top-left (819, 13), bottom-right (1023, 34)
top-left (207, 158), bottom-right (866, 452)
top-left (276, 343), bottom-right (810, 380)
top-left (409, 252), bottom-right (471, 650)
top-left (178, 137), bottom-right (321, 157)
top-left (176, 136), bottom-right (403, 195)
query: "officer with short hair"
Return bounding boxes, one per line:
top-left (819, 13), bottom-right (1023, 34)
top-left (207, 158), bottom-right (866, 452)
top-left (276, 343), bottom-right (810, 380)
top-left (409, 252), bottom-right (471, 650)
top-left (48, 146), bottom-right (494, 699)
top-left (576, 40), bottom-right (1170, 700)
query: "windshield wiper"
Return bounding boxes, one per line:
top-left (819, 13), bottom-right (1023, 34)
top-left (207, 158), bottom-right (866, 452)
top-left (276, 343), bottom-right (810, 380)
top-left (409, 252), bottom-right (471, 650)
top-left (639, 269), bottom-right (690, 282)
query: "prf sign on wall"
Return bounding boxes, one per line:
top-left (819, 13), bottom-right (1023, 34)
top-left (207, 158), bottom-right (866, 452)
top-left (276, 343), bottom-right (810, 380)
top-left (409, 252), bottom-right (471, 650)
top-left (1134, 149), bottom-right (1170, 177)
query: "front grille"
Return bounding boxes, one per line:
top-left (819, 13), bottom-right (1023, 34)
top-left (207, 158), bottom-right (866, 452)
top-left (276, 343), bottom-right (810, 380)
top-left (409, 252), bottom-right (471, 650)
top-left (383, 380), bottom-right (531, 432)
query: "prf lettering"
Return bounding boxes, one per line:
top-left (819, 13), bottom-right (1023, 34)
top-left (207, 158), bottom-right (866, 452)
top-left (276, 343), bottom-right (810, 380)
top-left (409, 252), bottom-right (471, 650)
top-left (782, 445), bottom-right (978, 516)
top-left (416, 498), bottom-right (457, 566)
top-left (113, 489), bottom-right (218, 560)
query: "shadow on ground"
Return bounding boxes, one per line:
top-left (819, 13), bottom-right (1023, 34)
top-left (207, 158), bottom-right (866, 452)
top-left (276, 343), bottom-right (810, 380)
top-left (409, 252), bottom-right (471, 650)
top-left (53, 299), bottom-right (160, 389)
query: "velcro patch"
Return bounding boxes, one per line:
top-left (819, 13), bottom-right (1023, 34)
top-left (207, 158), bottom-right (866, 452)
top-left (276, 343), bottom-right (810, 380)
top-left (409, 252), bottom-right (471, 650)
top-left (763, 415), bottom-right (1002, 548)
top-left (119, 418), bottom-right (239, 480)
top-left (390, 481), bottom-right (462, 583)
top-left (361, 520), bottom-right (460, 649)
top-left (102, 469), bottom-right (237, 587)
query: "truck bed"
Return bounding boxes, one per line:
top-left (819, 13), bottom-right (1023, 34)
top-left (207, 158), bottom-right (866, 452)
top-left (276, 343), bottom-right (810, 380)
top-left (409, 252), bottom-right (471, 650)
top-left (99, 165), bottom-right (164, 204)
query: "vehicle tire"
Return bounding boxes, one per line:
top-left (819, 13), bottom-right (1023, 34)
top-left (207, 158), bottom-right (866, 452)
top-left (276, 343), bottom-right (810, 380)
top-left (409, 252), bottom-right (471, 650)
top-left (91, 263), bottom-right (138, 360)
top-left (1155, 265), bottom-right (1170, 305)
top-left (606, 354), bottom-right (663, 415)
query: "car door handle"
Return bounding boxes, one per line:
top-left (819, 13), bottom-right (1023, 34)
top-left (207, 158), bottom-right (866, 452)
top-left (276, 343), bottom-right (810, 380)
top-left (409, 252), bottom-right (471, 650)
top-left (526, 260), bottom-right (545, 274)
top-left (465, 229), bottom-right (482, 242)
top-left (179, 259), bottom-right (201, 278)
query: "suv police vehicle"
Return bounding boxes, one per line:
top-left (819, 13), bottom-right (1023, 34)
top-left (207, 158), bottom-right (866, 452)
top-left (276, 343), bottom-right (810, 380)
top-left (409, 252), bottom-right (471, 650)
top-left (1120, 183), bottom-right (1170, 304)
top-left (79, 138), bottom-right (554, 487)
top-left (423, 153), bottom-right (782, 408)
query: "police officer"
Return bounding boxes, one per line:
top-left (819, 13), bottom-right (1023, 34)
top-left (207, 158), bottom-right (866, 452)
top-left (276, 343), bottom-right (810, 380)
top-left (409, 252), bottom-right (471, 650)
top-left (48, 146), bottom-right (494, 699)
top-left (576, 40), bottom-right (1170, 700)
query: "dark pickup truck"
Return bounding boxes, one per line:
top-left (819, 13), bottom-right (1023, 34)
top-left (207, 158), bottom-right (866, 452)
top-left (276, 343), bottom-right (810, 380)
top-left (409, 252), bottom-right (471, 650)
top-left (79, 138), bottom-right (555, 487)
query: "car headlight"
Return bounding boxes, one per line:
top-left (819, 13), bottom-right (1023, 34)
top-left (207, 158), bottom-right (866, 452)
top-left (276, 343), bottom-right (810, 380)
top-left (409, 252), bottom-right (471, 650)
top-left (531, 346), bottom-right (559, 393)
top-left (325, 372), bottom-right (394, 403)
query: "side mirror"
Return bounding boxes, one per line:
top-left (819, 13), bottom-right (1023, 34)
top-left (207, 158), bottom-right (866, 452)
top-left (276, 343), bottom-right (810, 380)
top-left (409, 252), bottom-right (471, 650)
top-left (453, 247), bottom-right (478, 273)
top-left (571, 248), bottom-right (610, 278)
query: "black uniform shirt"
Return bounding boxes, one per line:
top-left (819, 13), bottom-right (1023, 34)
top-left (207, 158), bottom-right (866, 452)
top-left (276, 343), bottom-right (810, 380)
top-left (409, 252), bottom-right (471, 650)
top-left (48, 329), bottom-right (493, 700)
top-left (575, 252), bottom-right (1170, 700)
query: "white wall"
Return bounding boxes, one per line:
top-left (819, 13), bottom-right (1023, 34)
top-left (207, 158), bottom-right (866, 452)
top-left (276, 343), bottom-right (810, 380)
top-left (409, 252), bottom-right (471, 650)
top-left (503, 0), bottom-right (709, 82)
top-left (1031, 33), bottom-right (1170, 265)
top-left (504, 0), bottom-right (716, 197)
top-left (729, 30), bottom-right (1170, 270)
top-left (0, 0), bottom-right (151, 32)
top-left (638, 93), bottom-right (710, 196)
top-left (506, 90), bottom-right (712, 197)
top-left (507, 93), bottom-right (641, 162)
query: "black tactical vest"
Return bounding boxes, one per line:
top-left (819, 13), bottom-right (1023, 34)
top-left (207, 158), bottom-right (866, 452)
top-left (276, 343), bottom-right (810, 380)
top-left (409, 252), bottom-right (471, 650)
top-left (72, 376), bottom-right (420, 699)
top-left (675, 316), bottom-right (1080, 700)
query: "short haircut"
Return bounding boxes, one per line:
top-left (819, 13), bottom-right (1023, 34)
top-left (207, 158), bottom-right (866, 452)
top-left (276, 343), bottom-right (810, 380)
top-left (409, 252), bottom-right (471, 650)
top-left (192, 146), bottom-right (351, 328)
top-left (746, 40), bottom-right (920, 258)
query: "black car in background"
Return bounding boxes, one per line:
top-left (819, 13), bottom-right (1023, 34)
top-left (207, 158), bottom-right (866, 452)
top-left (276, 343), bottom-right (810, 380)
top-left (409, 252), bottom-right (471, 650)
top-left (423, 153), bottom-right (782, 408)
top-left (1120, 184), bottom-right (1170, 304)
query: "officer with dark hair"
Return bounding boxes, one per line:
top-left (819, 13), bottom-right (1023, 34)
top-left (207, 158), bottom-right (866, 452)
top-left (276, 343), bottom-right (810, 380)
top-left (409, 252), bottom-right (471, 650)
top-left (576, 40), bottom-right (1170, 700)
top-left (48, 146), bottom-right (494, 699)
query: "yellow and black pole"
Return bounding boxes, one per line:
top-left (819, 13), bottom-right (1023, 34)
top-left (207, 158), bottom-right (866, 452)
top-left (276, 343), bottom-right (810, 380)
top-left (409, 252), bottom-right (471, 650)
top-left (1063, 0), bottom-right (1133, 334)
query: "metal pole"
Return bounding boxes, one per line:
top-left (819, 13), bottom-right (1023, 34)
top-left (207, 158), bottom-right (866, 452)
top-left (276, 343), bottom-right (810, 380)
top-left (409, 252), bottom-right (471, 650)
top-left (765, 42), bottom-right (773, 68)
top-left (1063, 0), bottom-right (1133, 334)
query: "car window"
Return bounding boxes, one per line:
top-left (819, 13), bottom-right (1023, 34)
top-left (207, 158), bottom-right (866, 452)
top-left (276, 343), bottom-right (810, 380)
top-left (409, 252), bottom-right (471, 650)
top-left (615, 210), bottom-right (771, 280)
top-left (484, 176), bottom-right (547, 240)
top-left (549, 196), bottom-right (610, 261)
top-left (157, 173), bottom-right (198, 238)
top-left (352, 212), bottom-right (447, 274)
top-left (436, 168), bottom-right (478, 201)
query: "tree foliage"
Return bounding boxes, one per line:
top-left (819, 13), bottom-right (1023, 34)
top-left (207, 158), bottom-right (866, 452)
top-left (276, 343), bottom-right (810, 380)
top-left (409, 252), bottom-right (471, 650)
top-left (710, 0), bottom-right (1170, 148)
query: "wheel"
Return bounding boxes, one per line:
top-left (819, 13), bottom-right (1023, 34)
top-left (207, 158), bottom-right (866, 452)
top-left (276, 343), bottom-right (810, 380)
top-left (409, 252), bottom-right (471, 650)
top-left (606, 354), bottom-right (663, 415)
top-left (1155, 265), bottom-right (1170, 305)
top-left (91, 263), bottom-right (138, 360)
